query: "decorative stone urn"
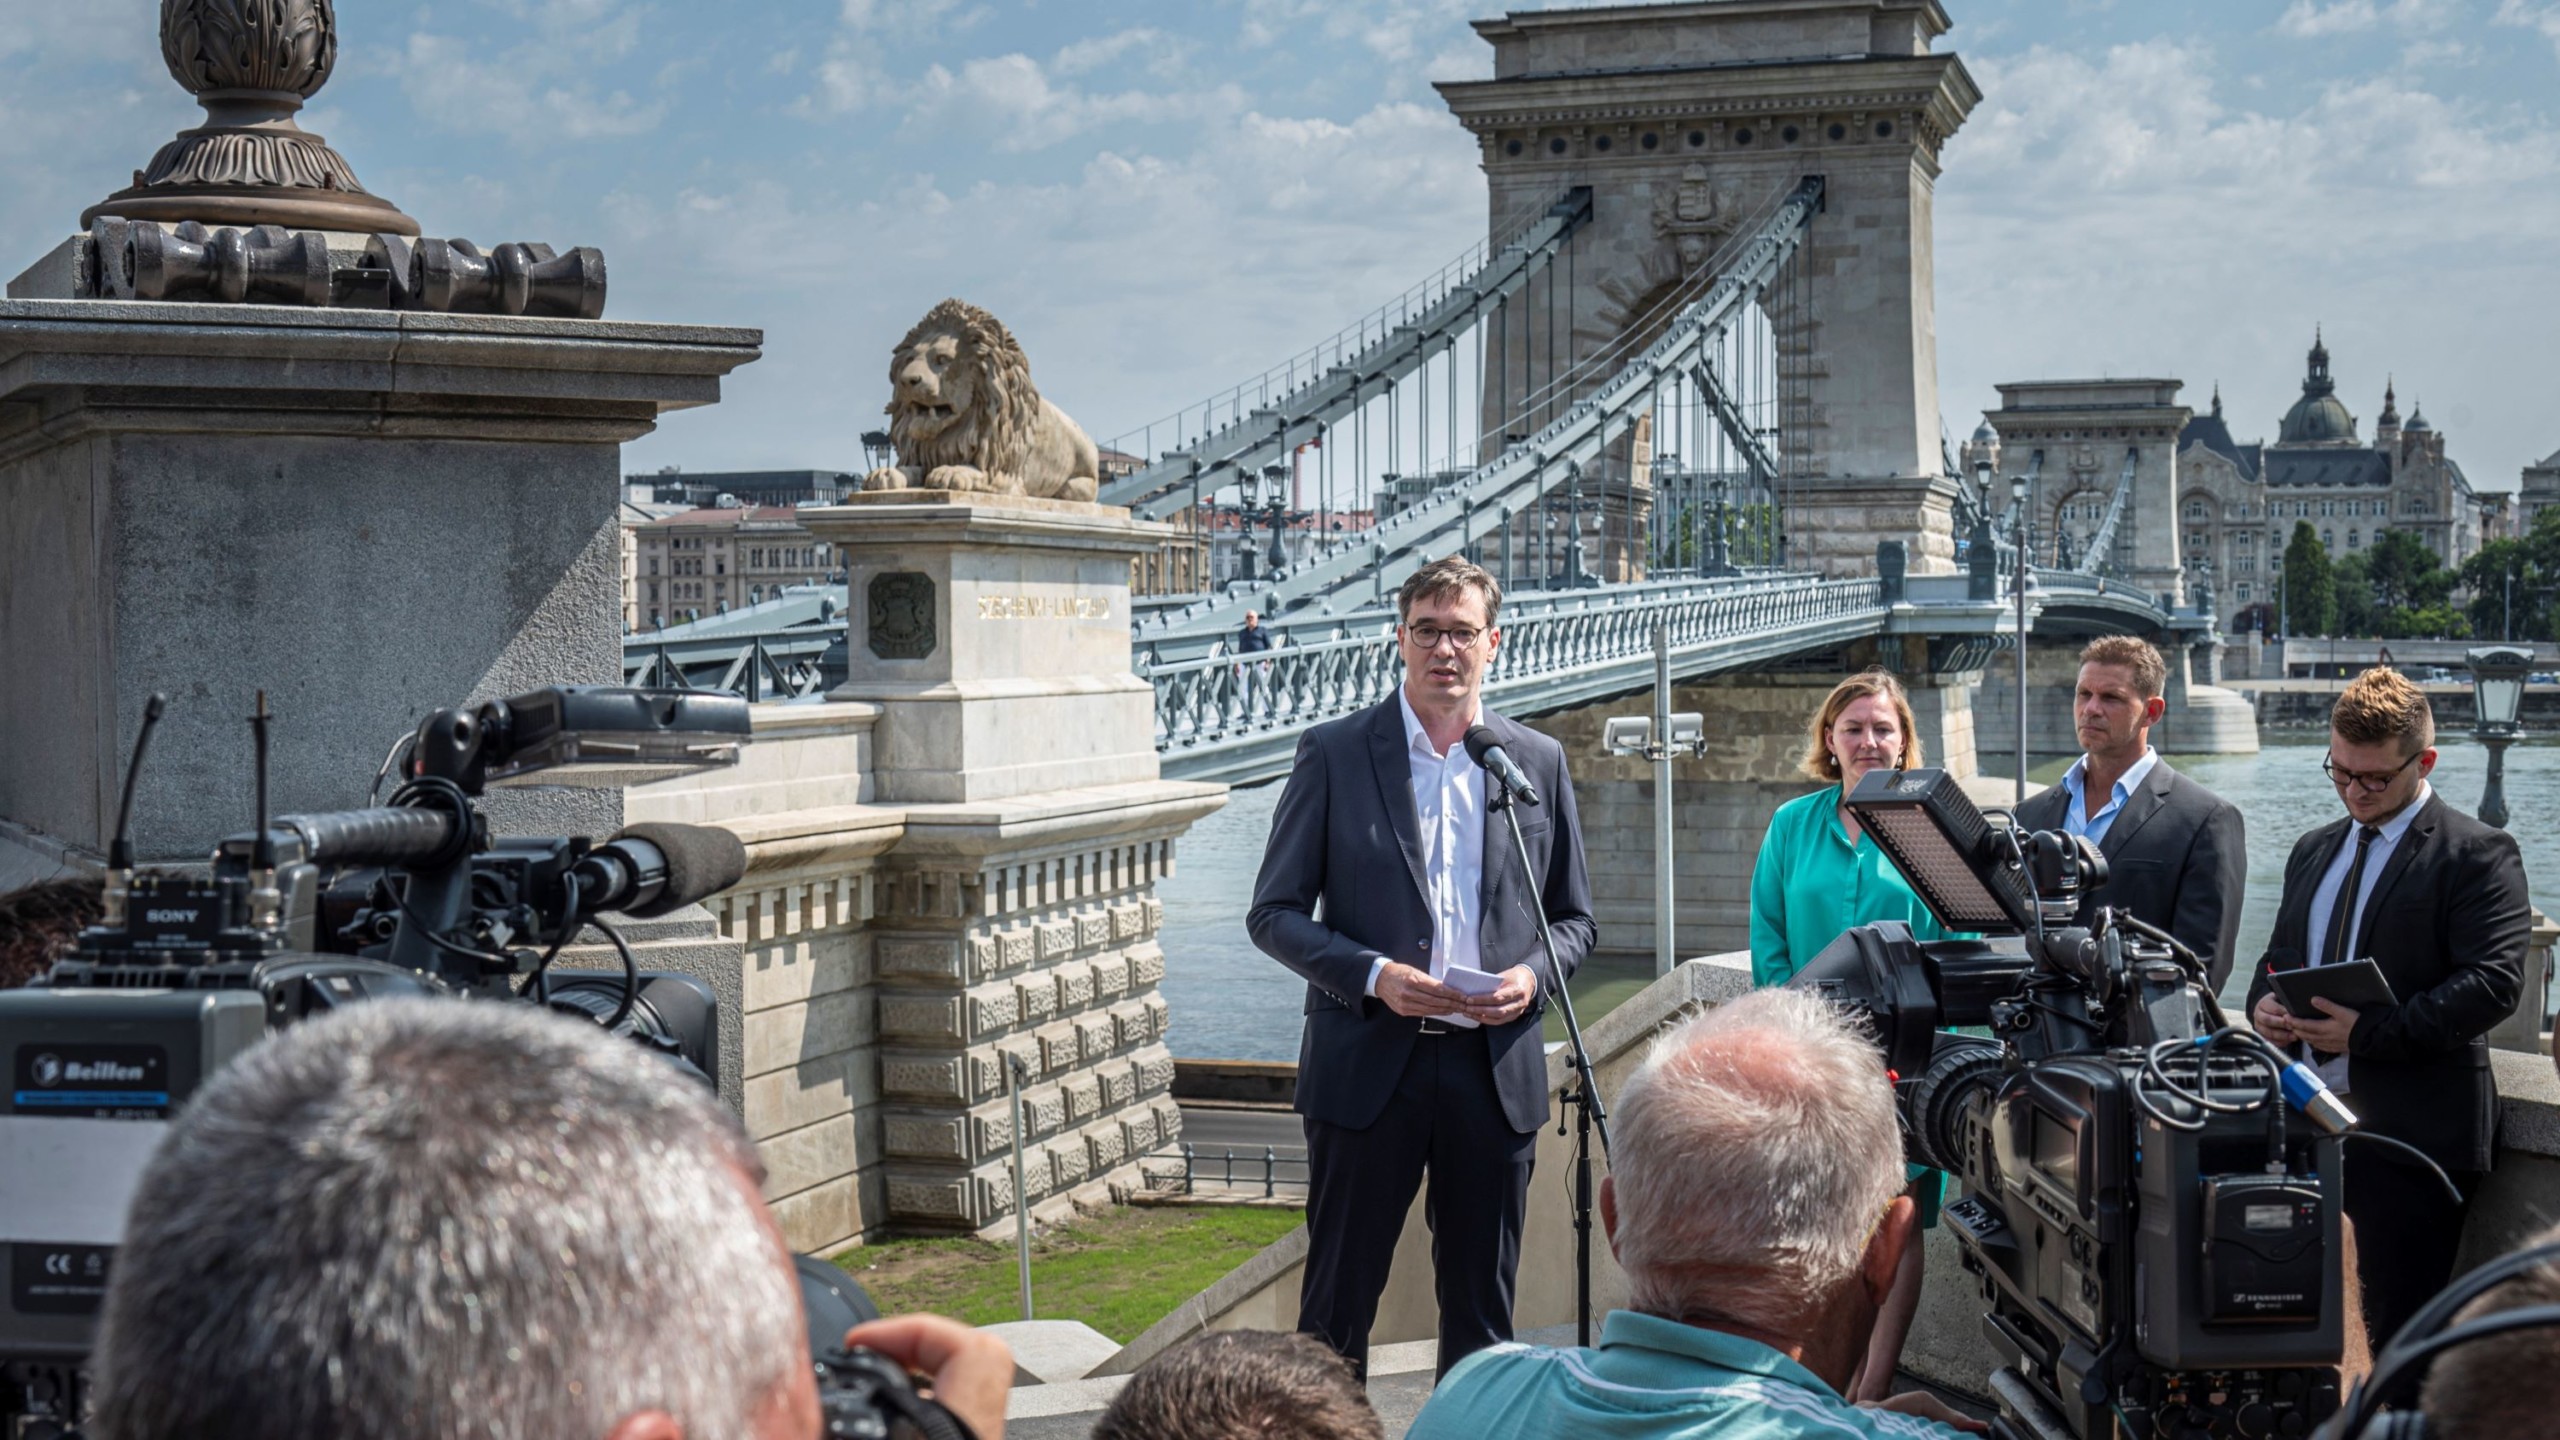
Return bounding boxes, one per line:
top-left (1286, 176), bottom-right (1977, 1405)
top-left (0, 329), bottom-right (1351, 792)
top-left (82, 0), bottom-right (419, 235)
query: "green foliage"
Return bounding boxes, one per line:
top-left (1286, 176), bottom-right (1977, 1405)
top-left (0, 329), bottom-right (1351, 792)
top-left (2282, 521), bottom-right (2336, 636)
top-left (2333, 553), bottom-right (2375, 636)
top-left (2459, 511), bottom-right (2560, 641)
top-left (2364, 529), bottom-right (2455, 613)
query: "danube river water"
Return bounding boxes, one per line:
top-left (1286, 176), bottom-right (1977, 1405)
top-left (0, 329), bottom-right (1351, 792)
top-left (1155, 734), bottom-right (2560, 1060)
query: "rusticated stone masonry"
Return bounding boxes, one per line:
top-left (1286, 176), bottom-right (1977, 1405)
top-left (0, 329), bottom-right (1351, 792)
top-left (870, 839), bottom-right (1185, 1232)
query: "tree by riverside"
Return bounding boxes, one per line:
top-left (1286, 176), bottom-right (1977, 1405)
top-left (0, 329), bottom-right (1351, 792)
top-left (2282, 521), bottom-right (2336, 636)
top-left (2460, 508), bottom-right (2560, 641)
top-left (2356, 529), bottom-right (2464, 638)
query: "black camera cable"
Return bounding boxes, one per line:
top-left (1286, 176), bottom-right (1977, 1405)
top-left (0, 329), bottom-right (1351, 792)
top-left (380, 774), bottom-right (516, 973)
top-left (515, 872), bottom-right (642, 1033)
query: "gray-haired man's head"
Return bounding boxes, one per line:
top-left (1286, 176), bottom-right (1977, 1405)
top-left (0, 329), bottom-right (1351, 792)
top-left (1603, 987), bottom-right (1909, 1338)
top-left (91, 999), bottom-right (815, 1440)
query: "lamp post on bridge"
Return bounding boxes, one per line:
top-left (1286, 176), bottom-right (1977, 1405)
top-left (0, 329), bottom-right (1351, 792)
top-left (1604, 618), bottom-right (1708, 978)
top-left (2467, 645), bottom-right (2531, 829)
top-left (1974, 448), bottom-right (2035, 803)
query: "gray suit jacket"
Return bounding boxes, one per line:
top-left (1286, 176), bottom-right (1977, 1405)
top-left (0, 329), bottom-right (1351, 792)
top-left (2013, 756), bottom-right (2248, 989)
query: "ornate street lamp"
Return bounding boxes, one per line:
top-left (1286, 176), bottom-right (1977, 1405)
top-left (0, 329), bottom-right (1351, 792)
top-left (1262, 464), bottom-right (1290, 574)
top-left (1235, 468), bottom-right (1263, 582)
top-left (2468, 645), bottom-right (2531, 828)
top-left (2012, 470), bottom-right (2033, 803)
top-left (1968, 448), bottom-right (1999, 601)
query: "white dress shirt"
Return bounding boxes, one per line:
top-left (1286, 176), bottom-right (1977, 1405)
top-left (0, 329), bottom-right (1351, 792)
top-left (2301, 781), bottom-right (2430, 1088)
top-left (1362, 691), bottom-right (1490, 1022)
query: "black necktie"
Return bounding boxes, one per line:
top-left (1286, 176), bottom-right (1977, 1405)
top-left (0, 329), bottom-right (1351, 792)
top-left (2322, 825), bottom-right (2383, 970)
top-left (2309, 825), bottom-right (2381, 1064)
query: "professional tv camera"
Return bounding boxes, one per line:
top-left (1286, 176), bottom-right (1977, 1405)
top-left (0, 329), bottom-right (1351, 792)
top-left (1788, 767), bottom-right (2401, 1440)
top-left (4, 687), bottom-right (986, 1440)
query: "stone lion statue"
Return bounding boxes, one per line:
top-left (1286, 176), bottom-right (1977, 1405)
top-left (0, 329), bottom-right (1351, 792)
top-left (862, 298), bottom-right (1101, 503)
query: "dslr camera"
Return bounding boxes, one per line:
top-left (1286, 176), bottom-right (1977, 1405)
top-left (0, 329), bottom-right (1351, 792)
top-left (1790, 768), bottom-right (2358, 1440)
top-left (1, 687), bottom-right (976, 1440)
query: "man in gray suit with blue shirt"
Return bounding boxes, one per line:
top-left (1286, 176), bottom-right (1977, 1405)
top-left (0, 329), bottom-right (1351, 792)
top-left (2012, 636), bottom-right (2248, 988)
top-left (1248, 555), bottom-right (1595, 1381)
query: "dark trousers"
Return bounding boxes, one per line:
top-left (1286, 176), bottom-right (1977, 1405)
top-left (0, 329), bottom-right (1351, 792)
top-left (1297, 1026), bottom-right (1537, 1380)
top-left (2345, 1147), bottom-right (2483, 1350)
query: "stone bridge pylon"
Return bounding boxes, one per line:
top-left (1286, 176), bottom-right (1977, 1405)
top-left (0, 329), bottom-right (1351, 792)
top-left (1437, 0), bottom-right (1981, 576)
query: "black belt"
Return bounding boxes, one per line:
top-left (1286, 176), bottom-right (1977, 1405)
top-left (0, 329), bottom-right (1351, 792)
top-left (1417, 1020), bottom-right (1459, 1035)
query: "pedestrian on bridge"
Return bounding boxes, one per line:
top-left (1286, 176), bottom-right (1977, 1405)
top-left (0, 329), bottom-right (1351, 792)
top-left (1747, 667), bottom-right (1954, 1403)
top-left (1247, 555), bottom-right (1595, 1382)
top-left (1236, 608), bottom-right (1274, 712)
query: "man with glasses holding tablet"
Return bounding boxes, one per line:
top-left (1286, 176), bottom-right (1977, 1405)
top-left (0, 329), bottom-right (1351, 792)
top-left (1249, 555), bottom-right (1595, 1381)
top-left (2245, 665), bottom-right (2531, 1347)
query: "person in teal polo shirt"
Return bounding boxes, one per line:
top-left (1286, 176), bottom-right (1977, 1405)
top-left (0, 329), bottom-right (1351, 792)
top-left (1406, 989), bottom-right (1984, 1440)
top-left (1746, 667), bottom-right (1954, 1404)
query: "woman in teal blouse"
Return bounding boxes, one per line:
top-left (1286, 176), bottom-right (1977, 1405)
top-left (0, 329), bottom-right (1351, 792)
top-left (1746, 667), bottom-right (1947, 1403)
top-left (1748, 669), bottom-right (1957, 984)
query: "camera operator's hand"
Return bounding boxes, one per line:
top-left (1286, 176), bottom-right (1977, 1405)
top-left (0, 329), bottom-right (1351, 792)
top-left (843, 1315), bottom-right (1013, 1440)
top-left (1376, 962), bottom-right (1467, 1019)
top-left (1863, 1391), bottom-right (1991, 1434)
top-left (2250, 992), bottom-right (2298, 1046)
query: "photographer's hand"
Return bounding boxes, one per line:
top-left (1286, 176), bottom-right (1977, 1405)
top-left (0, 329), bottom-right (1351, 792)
top-left (844, 1315), bottom-right (1013, 1440)
top-left (2250, 992), bottom-right (2298, 1046)
top-left (1865, 1392), bottom-right (1990, 1434)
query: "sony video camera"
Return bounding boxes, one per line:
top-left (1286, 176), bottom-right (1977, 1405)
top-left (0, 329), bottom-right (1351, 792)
top-left (0, 685), bottom-right (758, 1434)
top-left (1789, 768), bottom-right (2357, 1440)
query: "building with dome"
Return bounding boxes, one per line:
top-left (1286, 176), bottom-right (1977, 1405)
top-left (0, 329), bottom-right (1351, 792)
top-left (1957, 334), bottom-right (2499, 635)
top-left (2174, 331), bottom-right (2488, 631)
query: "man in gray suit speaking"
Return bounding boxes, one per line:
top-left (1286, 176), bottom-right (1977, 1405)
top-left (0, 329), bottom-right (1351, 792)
top-left (2013, 636), bottom-right (2248, 988)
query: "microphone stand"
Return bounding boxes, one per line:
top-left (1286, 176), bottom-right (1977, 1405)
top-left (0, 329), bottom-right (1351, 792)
top-left (1489, 780), bottom-right (1612, 1347)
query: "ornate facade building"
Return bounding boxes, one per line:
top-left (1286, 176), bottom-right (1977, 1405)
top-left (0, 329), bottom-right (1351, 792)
top-left (2175, 333), bottom-right (2487, 631)
top-left (2523, 446), bottom-right (2560, 531)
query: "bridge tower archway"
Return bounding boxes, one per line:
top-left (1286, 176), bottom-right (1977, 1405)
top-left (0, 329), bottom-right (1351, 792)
top-left (1438, 0), bottom-right (1981, 577)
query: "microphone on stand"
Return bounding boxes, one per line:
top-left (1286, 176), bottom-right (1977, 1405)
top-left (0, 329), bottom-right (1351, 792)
top-left (1463, 725), bottom-right (1542, 807)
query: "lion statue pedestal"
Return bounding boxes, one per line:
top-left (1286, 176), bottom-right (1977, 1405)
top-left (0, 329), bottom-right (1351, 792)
top-left (862, 298), bottom-right (1102, 504)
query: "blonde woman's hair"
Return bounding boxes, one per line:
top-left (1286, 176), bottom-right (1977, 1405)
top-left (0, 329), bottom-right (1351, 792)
top-left (1799, 668), bottom-right (1923, 783)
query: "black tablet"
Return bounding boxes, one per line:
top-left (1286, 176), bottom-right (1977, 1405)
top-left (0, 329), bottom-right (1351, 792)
top-left (2270, 960), bottom-right (2397, 1020)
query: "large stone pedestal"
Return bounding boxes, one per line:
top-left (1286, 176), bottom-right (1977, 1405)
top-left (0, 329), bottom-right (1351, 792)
top-left (0, 299), bottom-right (761, 878)
top-left (800, 494), bottom-right (1227, 1234)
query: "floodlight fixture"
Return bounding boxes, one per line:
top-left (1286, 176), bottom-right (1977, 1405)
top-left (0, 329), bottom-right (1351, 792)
top-left (1841, 766), bottom-right (2036, 935)
top-left (1601, 713), bottom-right (1707, 760)
top-left (1602, 716), bottom-right (1652, 756)
top-left (1664, 712), bottom-right (1705, 755)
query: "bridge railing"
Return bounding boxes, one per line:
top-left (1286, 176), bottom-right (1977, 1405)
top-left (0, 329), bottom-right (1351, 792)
top-left (1145, 573), bottom-right (1884, 755)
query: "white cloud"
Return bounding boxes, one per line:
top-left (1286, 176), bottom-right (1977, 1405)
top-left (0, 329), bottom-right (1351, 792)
top-left (1051, 28), bottom-right (1183, 78)
top-left (610, 98), bottom-right (1485, 469)
top-left (2495, 0), bottom-right (2560, 59)
top-left (1937, 38), bottom-right (2560, 493)
top-left (390, 31), bottom-right (666, 138)
top-left (899, 53), bottom-right (1247, 151)
top-left (2275, 0), bottom-right (2456, 35)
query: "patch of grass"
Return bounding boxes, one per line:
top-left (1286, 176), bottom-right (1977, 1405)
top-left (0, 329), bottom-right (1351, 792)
top-left (832, 1204), bottom-right (1305, 1343)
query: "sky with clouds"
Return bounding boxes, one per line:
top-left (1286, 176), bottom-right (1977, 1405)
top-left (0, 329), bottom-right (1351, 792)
top-left (5, 0), bottom-right (2556, 490)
